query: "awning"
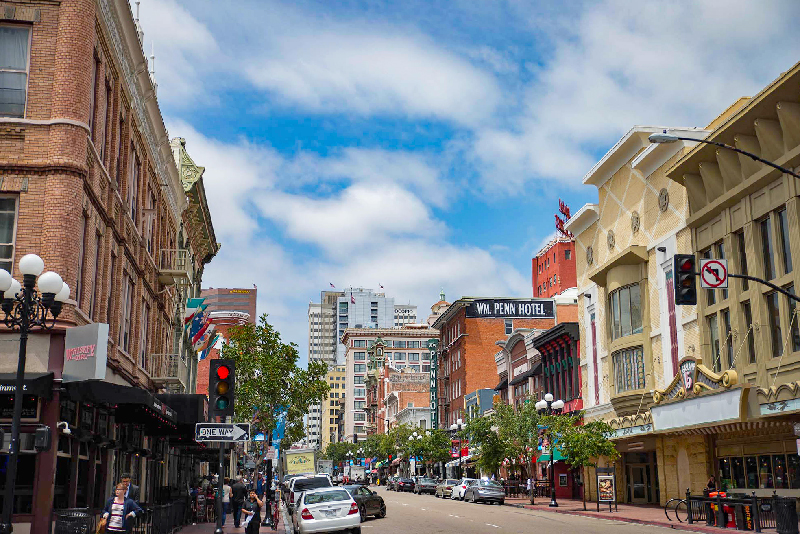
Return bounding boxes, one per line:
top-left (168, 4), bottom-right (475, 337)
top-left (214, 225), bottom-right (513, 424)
top-left (0, 372), bottom-right (54, 399)
top-left (65, 380), bottom-right (177, 427)
top-left (538, 449), bottom-right (568, 463)
top-left (494, 378), bottom-right (507, 391)
top-left (155, 393), bottom-right (207, 425)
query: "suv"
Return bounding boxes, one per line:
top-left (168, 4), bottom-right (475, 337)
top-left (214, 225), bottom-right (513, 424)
top-left (288, 475), bottom-right (333, 514)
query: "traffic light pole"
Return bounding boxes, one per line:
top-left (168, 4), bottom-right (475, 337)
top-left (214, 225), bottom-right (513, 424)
top-left (726, 273), bottom-right (800, 303)
top-left (215, 442), bottom-right (225, 534)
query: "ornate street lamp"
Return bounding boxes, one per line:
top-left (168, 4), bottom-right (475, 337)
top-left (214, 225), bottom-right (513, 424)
top-left (535, 393), bottom-right (565, 508)
top-left (0, 254), bottom-right (67, 534)
top-left (449, 418), bottom-right (466, 479)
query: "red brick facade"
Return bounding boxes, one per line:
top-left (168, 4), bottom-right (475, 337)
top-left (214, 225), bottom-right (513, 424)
top-left (532, 239), bottom-right (576, 298)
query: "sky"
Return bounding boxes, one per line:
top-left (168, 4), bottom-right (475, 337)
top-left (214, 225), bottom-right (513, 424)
top-left (135, 0), bottom-right (800, 367)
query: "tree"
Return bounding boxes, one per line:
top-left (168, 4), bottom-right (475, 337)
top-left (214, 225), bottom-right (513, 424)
top-left (464, 410), bottom-right (507, 477)
top-left (323, 442), bottom-right (353, 466)
top-left (558, 418), bottom-right (620, 510)
top-left (222, 314), bottom-right (330, 447)
top-left (422, 429), bottom-right (453, 471)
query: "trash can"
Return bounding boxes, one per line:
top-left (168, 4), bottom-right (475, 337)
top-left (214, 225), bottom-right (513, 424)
top-left (774, 496), bottom-right (798, 534)
top-left (53, 509), bottom-right (94, 534)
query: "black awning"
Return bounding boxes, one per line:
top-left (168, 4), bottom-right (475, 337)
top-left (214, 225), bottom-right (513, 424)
top-left (64, 380), bottom-right (177, 424)
top-left (0, 372), bottom-right (54, 399)
top-left (509, 362), bottom-right (541, 386)
top-left (156, 393), bottom-right (207, 425)
top-left (494, 378), bottom-right (508, 391)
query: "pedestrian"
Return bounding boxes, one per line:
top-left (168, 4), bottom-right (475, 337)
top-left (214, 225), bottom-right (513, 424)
top-left (120, 473), bottom-right (140, 503)
top-left (221, 477), bottom-right (232, 525)
top-left (231, 475), bottom-right (247, 528)
top-left (256, 472), bottom-right (264, 498)
top-left (100, 483), bottom-right (143, 533)
top-left (707, 475), bottom-right (717, 491)
top-left (242, 488), bottom-right (264, 534)
top-left (527, 477), bottom-right (532, 496)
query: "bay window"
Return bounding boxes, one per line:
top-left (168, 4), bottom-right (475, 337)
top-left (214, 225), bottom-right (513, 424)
top-left (609, 283), bottom-right (642, 340)
top-left (612, 346), bottom-right (645, 393)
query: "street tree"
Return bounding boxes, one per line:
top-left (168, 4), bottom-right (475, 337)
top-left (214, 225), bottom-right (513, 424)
top-left (222, 314), bottom-right (330, 446)
top-left (558, 418), bottom-right (620, 510)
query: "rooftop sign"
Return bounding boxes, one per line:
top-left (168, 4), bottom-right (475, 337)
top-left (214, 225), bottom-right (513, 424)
top-left (465, 299), bottom-right (555, 319)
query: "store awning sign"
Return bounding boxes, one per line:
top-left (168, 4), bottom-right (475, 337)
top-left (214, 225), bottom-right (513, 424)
top-left (63, 323), bottom-right (109, 383)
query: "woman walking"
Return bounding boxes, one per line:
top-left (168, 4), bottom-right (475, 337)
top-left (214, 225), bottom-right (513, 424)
top-left (101, 483), bottom-right (144, 533)
top-left (242, 488), bottom-right (264, 534)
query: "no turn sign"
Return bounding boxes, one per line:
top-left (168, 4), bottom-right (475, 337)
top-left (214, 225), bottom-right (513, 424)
top-left (700, 259), bottom-right (728, 289)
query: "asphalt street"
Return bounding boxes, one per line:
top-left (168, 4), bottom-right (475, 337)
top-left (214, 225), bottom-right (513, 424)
top-left (283, 486), bottom-right (677, 534)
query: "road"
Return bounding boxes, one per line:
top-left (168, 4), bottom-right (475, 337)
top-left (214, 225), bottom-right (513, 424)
top-left (350, 487), bottom-right (671, 534)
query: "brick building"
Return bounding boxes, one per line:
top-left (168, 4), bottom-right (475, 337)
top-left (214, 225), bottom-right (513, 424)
top-left (199, 287), bottom-right (257, 323)
top-left (532, 237), bottom-right (577, 298)
top-left (0, 0), bottom-right (218, 529)
top-left (433, 298), bottom-right (577, 428)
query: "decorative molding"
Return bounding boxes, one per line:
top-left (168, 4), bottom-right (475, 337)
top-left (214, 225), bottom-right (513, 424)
top-left (653, 355), bottom-right (737, 404)
top-left (631, 211), bottom-right (640, 234)
top-left (0, 117), bottom-right (90, 133)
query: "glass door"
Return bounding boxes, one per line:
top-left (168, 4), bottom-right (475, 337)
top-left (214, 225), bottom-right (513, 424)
top-left (629, 465), bottom-right (647, 504)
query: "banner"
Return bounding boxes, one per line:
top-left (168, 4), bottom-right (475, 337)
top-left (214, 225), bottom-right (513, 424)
top-left (427, 339), bottom-right (438, 430)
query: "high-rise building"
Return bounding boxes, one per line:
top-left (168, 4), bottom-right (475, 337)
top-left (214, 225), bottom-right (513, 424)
top-left (307, 291), bottom-right (343, 447)
top-left (320, 365), bottom-right (346, 451)
top-left (335, 288), bottom-right (397, 362)
top-left (394, 304), bottom-right (418, 327)
top-left (199, 287), bottom-right (257, 323)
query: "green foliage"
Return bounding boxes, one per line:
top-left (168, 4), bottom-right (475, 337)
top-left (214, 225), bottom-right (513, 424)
top-left (423, 429), bottom-right (453, 465)
top-left (221, 314), bottom-right (330, 445)
top-left (558, 418), bottom-right (620, 468)
top-left (323, 442), bottom-right (354, 464)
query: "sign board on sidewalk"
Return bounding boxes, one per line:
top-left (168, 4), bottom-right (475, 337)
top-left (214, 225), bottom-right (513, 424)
top-left (195, 423), bottom-right (250, 442)
top-left (700, 259), bottom-right (728, 289)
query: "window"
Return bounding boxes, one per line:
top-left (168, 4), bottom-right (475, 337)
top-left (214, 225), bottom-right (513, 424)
top-left (612, 347), bottom-right (645, 393)
top-left (409, 353), bottom-right (420, 362)
top-left (505, 319), bottom-right (513, 335)
top-left (707, 314), bottom-right (721, 372)
top-left (353, 364), bottom-right (366, 373)
top-left (422, 364), bottom-right (430, 372)
top-left (354, 401), bottom-right (365, 410)
top-left (0, 26), bottom-right (30, 117)
top-left (354, 388), bottom-right (365, 397)
top-left (394, 352), bottom-right (405, 361)
top-left (354, 412), bottom-right (366, 422)
top-left (139, 300), bottom-right (150, 372)
top-left (353, 376), bottom-right (364, 385)
top-left (736, 231), bottom-right (749, 291)
top-left (778, 209), bottom-right (793, 275)
top-left (354, 352), bottom-right (366, 361)
top-left (702, 248), bottom-right (715, 305)
top-left (767, 292), bottom-right (783, 358)
top-left (76, 214), bottom-right (88, 309)
top-left (106, 253), bottom-right (116, 324)
top-left (353, 340), bottom-right (366, 348)
top-left (787, 285), bottom-right (800, 353)
top-left (761, 216), bottom-right (775, 280)
top-left (717, 242), bottom-right (728, 301)
top-left (393, 340), bottom-right (407, 348)
top-left (146, 188), bottom-right (156, 255)
top-left (119, 274), bottom-right (133, 353)
top-left (128, 143), bottom-right (140, 223)
top-left (115, 116), bottom-right (125, 185)
top-left (609, 284), bottom-right (642, 340)
top-left (0, 197), bottom-right (17, 273)
top-left (743, 301), bottom-right (755, 363)
top-left (408, 341), bottom-right (420, 348)
top-left (723, 309), bottom-right (733, 369)
top-left (410, 365), bottom-right (420, 372)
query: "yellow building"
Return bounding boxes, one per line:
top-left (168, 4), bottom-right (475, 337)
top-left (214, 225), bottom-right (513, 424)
top-left (321, 365), bottom-right (347, 451)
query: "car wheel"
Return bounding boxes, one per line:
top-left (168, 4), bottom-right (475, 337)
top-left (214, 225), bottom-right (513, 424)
top-left (377, 504), bottom-right (386, 518)
top-left (351, 528), bottom-right (362, 534)
top-left (500, 500), bottom-right (504, 506)
top-left (359, 505), bottom-right (367, 522)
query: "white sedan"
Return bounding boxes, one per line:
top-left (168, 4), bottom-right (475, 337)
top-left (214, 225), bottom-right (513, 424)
top-left (450, 478), bottom-right (477, 500)
top-left (292, 487), bottom-right (362, 534)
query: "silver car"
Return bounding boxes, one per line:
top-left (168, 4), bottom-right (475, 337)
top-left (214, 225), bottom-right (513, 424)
top-left (292, 487), bottom-right (362, 534)
top-left (463, 479), bottom-right (505, 504)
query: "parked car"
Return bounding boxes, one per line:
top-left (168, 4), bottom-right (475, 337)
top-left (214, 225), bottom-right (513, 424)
top-left (387, 476), bottom-right (400, 491)
top-left (451, 478), bottom-right (478, 500)
top-left (396, 478), bottom-right (415, 492)
top-left (288, 475), bottom-right (334, 514)
top-left (292, 487), bottom-right (361, 534)
top-left (413, 478), bottom-right (437, 495)
top-left (463, 479), bottom-right (505, 505)
top-left (435, 479), bottom-right (459, 499)
top-left (343, 484), bottom-right (387, 521)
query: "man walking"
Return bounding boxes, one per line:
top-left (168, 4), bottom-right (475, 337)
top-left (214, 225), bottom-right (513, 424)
top-left (231, 475), bottom-right (247, 528)
top-left (120, 473), bottom-right (140, 503)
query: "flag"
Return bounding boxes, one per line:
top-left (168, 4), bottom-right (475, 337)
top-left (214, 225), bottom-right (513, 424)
top-left (188, 308), bottom-right (208, 338)
top-left (379, 284), bottom-right (384, 289)
top-left (351, 293), bottom-right (355, 304)
top-left (198, 334), bottom-right (221, 361)
top-left (194, 324), bottom-right (216, 352)
top-left (191, 314), bottom-right (212, 345)
top-left (184, 298), bottom-right (206, 325)
top-left (330, 282), bottom-right (335, 288)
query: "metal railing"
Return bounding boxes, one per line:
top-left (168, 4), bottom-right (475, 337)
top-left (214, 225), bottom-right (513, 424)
top-left (158, 249), bottom-right (191, 285)
top-left (151, 353), bottom-right (188, 392)
top-left (684, 490), bottom-right (798, 533)
top-left (130, 500), bottom-right (192, 534)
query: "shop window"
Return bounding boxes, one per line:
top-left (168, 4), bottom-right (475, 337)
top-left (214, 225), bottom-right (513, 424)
top-left (766, 292), bottom-right (783, 358)
top-left (778, 209), bottom-right (793, 275)
top-left (612, 346), bottom-right (645, 393)
top-left (719, 454), bottom-right (800, 490)
top-left (609, 284), bottom-right (642, 340)
top-left (760, 216), bottom-right (776, 280)
top-left (736, 231), bottom-right (749, 291)
top-left (0, 26), bottom-right (30, 118)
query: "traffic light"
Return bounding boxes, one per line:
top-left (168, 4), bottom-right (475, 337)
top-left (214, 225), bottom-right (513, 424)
top-left (674, 254), bottom-right (697, 305)
top-left (209, 359), bottom-right (235, 418)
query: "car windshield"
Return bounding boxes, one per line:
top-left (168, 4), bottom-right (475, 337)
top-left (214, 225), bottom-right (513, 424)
top-left (294, 477), bottom-right (333, 491)
top-left (420, 478), bottom-right (435, 483)
top-left (478, 481), bottom-right (503, 488)
top-left (445, 479), bottom-right (459, 485)
top-left (304, 490), bottom-right (351, 504)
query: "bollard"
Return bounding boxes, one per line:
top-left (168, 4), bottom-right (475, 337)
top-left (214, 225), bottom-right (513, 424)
top-left (687, 489), bottom-right (693, 525)
top-left (752, 493), bottom-right (761, 533)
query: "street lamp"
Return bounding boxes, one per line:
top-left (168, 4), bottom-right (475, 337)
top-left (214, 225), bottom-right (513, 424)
top-left (648, 130), bottom-right (800, 179)
top-left (449, 418), bottom-right (466, 479)
top-left (536, 393), bottom-right (565, 508)
top-left (0, 254), bottom-right (66, 534)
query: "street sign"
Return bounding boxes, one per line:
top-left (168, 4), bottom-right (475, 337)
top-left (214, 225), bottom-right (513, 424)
top-left (700, 259), bottom-right (728, 289)
top-left (195, 423), bottom-right (251, 442)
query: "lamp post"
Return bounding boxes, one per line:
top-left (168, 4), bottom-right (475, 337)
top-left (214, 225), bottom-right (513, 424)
top-left (535, 393), bottom-right (565, 508)
top-left (648, 131), bottom-right (800, 179)
top-left (449, 418), bottom-right (466, 479)
top-left (408, 432), bottom-right (423, 477)
top-left (0, 254), bottom-right (67, 534)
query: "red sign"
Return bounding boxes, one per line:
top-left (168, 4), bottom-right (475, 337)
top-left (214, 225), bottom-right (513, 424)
top-left (65, 344), bottom-right (96, 361)
top-left (555, 200), bottom-right (573, 238)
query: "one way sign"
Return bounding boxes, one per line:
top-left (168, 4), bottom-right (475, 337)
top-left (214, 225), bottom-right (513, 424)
top-left (195, 423), bottom-right (251, 442)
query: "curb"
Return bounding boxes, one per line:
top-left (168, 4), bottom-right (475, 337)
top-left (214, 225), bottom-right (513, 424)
top-left (503, 502), bottom-right (722, 534)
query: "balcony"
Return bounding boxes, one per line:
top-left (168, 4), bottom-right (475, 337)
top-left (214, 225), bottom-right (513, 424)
top-left (151, 354), bottom-right (188, 392)
top-left (158, 249), bottom-right (191, 286)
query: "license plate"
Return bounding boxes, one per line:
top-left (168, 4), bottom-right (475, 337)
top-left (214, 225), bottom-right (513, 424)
top-left (323, 510), bottom-right (337, 517)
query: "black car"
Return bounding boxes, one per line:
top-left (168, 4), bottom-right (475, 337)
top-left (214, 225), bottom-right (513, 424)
top-left (343, 484), bottom-right (387, 521)
top-left (396, 478), bottom-right (415, 492)
top-left (413, 478), bottom-right (437, 495)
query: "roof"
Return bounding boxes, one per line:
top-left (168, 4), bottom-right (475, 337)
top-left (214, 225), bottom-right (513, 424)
top-left (531, 322), bottom-right (579, 349)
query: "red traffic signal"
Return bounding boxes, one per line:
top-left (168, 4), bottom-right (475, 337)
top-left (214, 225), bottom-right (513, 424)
top-left (209, 359), bottom-right (235, 418)
top-left (674, 254), bottom-right (697, 306)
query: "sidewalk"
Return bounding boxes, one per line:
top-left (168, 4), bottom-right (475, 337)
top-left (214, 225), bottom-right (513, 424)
top-left (502, 495), bottom-right (728, 534)
top-left (178, 516), bottom-right (288, 534)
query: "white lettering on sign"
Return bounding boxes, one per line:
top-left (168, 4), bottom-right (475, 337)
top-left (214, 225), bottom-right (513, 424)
top-left (65, 344), bottom-right (96, 361)
top-left (475, 302), bottom-right (491, 314)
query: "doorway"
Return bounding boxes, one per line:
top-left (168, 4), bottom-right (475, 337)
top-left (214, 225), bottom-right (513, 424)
top-left (628, 465), bottom-right (648, 504)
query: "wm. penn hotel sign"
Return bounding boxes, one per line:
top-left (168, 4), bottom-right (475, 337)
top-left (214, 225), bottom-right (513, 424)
top-left (465, 299), bottom-right (555, 319)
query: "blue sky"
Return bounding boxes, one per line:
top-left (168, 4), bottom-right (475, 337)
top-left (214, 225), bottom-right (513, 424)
top-left (136, 0), bottom-right (800, 366)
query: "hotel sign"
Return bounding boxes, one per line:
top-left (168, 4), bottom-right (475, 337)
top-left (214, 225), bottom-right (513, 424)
top-left (465, 299), bottom-right (554, 319)
top-left (428, 339), bottom-right (438, 429)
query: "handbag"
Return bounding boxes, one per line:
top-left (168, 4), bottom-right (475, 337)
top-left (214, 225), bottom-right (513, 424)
top-left (96, 517), bottom-right (107, 534)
